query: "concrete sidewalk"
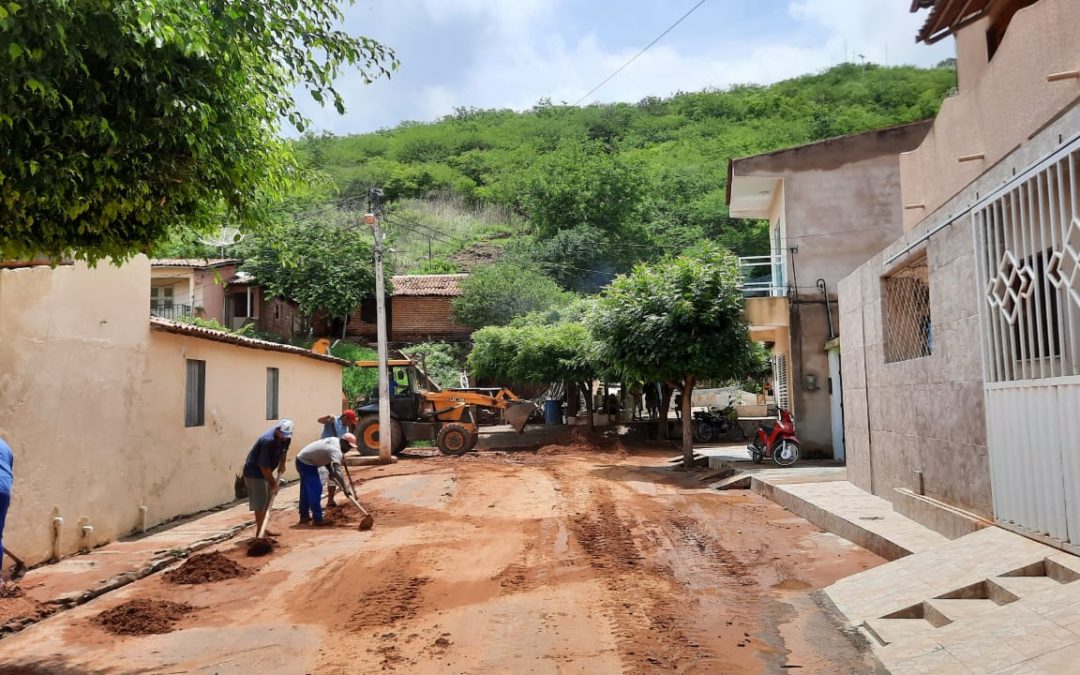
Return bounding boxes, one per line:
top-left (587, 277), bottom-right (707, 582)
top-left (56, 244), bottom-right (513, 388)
top-left (717, 461), bottom-right (1080, 673)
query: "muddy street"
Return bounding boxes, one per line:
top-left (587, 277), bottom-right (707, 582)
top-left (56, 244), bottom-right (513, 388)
top-left (0, 444), bottom-right (883, 674)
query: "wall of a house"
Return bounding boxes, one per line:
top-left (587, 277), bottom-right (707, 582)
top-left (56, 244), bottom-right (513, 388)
top-left (194, 265), bottom-right (234, 321)
top-left (0, 257), bottom-right (341, 565)
top-left (789, 302), bottom-right (837, 454)
top-left (390, 296), bottom-right (471, 342)
top-left (259, 296), bottom-right (302, 340)
top-left (900, 0), bottom-right (1080, 229)
top-left (839, 219), bottom-right (991, 520)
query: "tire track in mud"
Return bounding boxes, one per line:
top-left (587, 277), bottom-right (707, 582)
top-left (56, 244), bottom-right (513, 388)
top-left (546, 461), bottom-right (728, 673)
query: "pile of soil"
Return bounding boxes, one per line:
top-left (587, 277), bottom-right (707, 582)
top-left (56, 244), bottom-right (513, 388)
top-left (93, 599), bottom-right (194, 636)
top-left (163, 552), bottom-right (252, 585)
top-left (0, 587), bottom-right (53, 629)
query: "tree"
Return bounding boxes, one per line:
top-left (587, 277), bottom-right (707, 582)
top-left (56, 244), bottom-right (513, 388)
top-left (469, 320), bottom-right (599, 430)
top-left (238, 215), bottom-right (375, 325)
top-left (452, 262), bottom-right (572, 329)
top-left (0, 1), bottom-right (396, 263)
top-left (587, 242), bottom-right (757, 467)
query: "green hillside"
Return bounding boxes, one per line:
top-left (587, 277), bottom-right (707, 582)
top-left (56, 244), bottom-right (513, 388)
top-left (291, 62), bottom-right (955, 289)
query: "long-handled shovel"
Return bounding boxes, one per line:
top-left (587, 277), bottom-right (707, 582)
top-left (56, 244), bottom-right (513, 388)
top-left (341, 463), bottom-right (374, 531)
top-left (247, 473), bottom-right (283, 557)
top-left (3, 546), bottom-right (26, 580)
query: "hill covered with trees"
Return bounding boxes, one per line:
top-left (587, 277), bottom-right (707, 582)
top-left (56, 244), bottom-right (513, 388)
top-left (288, 61), bottom-right (955, 290)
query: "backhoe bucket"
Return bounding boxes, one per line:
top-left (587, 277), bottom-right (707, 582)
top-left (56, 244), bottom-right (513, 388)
top-left (504, 401), bottom-right (537, 434)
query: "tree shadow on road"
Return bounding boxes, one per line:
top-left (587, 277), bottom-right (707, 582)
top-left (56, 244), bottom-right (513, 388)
top-left (0, 660), bottom-right (119, 675)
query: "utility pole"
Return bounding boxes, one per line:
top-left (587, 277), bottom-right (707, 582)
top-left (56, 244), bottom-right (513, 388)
top-left (364, 188), bottom-right (392, 463)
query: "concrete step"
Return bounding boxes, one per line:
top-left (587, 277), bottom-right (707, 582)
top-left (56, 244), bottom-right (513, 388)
top-left (991, 575), bottom-right (1065, 599)
top-left (863, 617), bottom-right (936, 646)
top-left (925, 598), bottom-right (1001, 623)
top-left (710, 473), bottom-right (751, 490)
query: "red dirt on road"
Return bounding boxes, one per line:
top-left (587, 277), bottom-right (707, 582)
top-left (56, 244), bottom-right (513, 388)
top-left (93, 599), bottom-right (194, 636)
top-left (163, 552), bottom-right (253, 585)
top-left (0, 442), bottom-right (885, 673)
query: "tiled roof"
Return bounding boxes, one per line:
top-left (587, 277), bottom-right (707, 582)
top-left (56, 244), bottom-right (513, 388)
top-left (150, 258), bottom-right (239, 269)
top-left (912, 0), bottom-right (991, 44)
top-left (391, 274), bottom-right (468, 297)
top-left (149, 317), bottom-right (350, 366)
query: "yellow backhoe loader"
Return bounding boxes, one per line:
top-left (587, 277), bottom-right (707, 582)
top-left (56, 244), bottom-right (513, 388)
top-left (351, 360), bottom-right (537, 456)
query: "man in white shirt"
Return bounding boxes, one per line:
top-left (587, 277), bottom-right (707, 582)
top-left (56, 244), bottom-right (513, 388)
top-left (295, 434), bottom-right (357, 526)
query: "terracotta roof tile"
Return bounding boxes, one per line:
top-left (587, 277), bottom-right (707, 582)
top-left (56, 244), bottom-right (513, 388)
top-left (391, 274), bottom-right (468, 297)
top-left (150, 258), bottom-right (239, 268)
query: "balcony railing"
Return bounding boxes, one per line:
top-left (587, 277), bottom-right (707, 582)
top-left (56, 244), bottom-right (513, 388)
top-left (738, 254), bottom-right (787, 298)
top-left (151, 304), bottom-right (193, 320)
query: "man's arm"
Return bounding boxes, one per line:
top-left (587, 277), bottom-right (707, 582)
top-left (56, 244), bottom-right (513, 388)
top-left (260, 465), bottom-right (278, 493)
top-left (317, 414), bottom-right (335, 424)
top-left (328, 463), bottom-right (352, 497)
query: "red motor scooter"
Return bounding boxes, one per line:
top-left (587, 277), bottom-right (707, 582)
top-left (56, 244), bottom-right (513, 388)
top-left (747, 409), bottom-right (801, 466)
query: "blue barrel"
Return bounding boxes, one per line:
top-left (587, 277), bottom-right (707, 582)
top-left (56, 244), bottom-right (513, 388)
top-left (544, 399), bottom-right (563, 425)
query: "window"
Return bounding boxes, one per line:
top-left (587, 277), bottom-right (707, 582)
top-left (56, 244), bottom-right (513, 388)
top-left (975, 144), bottom-right (1080, 383)
top-left (185, 360), bottom-right (206, 427)
top-left (151, 286), bottom-right (174, 312)
top-left (882, 257), bottom-right (933, 363)
top-left (266, 367), bottom-right (280, 420)
top-left (773, 353), bottom-right (790, 411)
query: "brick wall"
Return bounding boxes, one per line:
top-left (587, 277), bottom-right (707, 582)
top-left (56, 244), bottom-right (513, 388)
top-left (258, 295), bottom-right (303, 340)
top-left (391, 296), bottom-right (471, 342)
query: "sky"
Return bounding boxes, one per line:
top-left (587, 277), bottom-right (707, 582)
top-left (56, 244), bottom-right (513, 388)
top-left (293, 0), bottom-right (957, 137)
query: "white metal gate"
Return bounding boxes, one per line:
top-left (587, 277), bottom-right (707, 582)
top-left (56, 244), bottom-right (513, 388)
top-left (973, 138), bottom-right (1080, 544)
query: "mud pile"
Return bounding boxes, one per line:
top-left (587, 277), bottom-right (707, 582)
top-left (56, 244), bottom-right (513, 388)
top-left (163, 552), bottom-right (252, 585)
top-left (94, 599), bottom-right (194, 636)
top-left (320, 505), bottom-right (357, 528)
top-left (0, 587), bottom-right (53, 629)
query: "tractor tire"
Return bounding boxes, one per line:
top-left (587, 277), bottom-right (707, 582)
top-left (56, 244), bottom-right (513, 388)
top-left (357, 416), bottom-right (403, 457)
top-left (436, 424), bottom-right (474, 456)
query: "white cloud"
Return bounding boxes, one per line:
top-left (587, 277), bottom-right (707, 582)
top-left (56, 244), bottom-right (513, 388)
top-left (290, 0), bottom-right (957, 136)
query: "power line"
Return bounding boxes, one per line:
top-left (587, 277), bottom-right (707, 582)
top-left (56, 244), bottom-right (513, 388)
top-left (572, 0), bottom-right (709, 106)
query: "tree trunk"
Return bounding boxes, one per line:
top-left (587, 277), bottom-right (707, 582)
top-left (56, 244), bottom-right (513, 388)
top-left (581, 382), bottom-right (595, 433)
top-left (681, 375), bottom-right (696, 468)
top-left (658, 383), bottom-right (674, 440)
top-left (565, 380), bottom-right (580, 417)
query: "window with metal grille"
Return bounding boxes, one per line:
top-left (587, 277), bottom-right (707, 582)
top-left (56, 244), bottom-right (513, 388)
top-left (266, 367), bottom-right (279, 420)
top-left (185, 359), bottom-right (206, 427)
top-left (974, 143), bottom-right (1080, 383)
top-left (774, 353), bottom-right (790, 412)
top-left (882, 258), bottom-right (932, 363)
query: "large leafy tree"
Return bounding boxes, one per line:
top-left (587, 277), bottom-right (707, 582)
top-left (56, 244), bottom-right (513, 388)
top-left (238, 215), bottom-right (375, 322)
top-left (588, 242), bottom-right (757, 466)
top-left (452, 262), bottom-right (572, 329)
top-left (0, 0), bottom-right (395, 263)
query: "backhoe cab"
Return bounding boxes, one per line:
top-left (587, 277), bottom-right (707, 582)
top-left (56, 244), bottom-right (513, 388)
top-left (352, 360), bottom-right (537, 456)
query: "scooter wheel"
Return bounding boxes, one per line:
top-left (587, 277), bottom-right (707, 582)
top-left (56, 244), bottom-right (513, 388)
top-left (773, 439), bottom-right (800, 467)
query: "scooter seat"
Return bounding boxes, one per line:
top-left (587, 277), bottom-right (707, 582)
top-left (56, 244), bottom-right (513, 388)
top-left (758, 423), bottom-right (775, 436)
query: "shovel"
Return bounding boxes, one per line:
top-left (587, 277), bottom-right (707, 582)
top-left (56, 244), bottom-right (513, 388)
top-left (3, 546), bottom-right (27, 580)
top-left (341, 463), bottom-right (374, 531)
top-left (247, 473), bottom-right (283, 557)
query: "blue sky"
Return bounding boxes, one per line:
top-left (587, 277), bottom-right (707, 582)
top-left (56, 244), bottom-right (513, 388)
top-left (293, 0), bottom-right (956, 137)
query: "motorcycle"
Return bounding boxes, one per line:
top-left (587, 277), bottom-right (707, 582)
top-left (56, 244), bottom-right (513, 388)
top-left (747, 409), bottom-right (801, 467)
top-left (692, 404), bottom-right (747, 443)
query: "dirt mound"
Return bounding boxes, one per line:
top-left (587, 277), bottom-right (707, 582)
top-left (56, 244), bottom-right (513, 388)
top-left (321, 505), bottom-right (360, 528)
top-left (0, 587), bottom-right (53, 628)
top-left (164, 552), bottom-right (252, 585)
top-left (93, 599), bottom-right (194, 636)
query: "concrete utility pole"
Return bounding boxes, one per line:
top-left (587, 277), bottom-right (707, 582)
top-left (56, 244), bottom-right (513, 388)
top-left (365, 188), bottom-right (393, 463)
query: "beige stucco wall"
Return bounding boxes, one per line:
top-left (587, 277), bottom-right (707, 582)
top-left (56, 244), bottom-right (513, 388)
top-left (900, 0), bottom-right (1080, 229)
top-left (0, 257), bottom-right (341, 565)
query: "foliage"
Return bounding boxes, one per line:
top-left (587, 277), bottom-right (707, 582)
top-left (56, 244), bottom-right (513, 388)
top-left (237, 214), bottom-right (375, 318)
top-left (293, 63), bottom-right (956, 270)
top-left (0, 0), bottom-right (395, 263)
top-left (330, 342), bottom-right (378, 403)
top-left (587, 242), bottom-right (756, 463)
top-left (412, 258), bottom-right (460, 274)
top-left (452, 262), bottom-right (572, 329)
top-left (469, 322), bottom-right (595, 386)
top-left (401, 342), bottom-right (463, 389)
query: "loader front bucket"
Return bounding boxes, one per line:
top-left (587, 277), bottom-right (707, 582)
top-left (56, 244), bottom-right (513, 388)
top-left (504, 401), bottom-right (538, 434)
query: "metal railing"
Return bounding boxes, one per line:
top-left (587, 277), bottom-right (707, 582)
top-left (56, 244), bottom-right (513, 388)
top-left (738, 254), bottom-right (787, 297)
top-left (151, 304), bottom-right (193, 320)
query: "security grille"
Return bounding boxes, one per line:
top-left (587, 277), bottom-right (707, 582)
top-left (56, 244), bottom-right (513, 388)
top-left (974, 144), bottom-right (1080, 383)
top-left (774, 353), bottom-right (790, 411)
top-left (883, 258), bottom-right (932, 363)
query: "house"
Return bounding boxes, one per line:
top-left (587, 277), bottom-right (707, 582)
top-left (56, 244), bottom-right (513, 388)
top-left (150, 258), bottom-right (239, 321)
top-left (836, 0), bottom-right (1080, 544)
top-left (345, 274), bottom-right (472, 343)
top-left (0, 256), bottom-right (347, 564)
top-left (151, 259), bottom-right (307, 341)
top-left (727, 120), bottom-right (934, 457)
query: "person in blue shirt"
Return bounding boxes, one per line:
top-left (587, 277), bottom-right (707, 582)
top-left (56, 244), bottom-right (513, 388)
top-left (242, 419), bottom-right (292, 536)
top-left (0, 437), bottom-right (12, 592)
top-left (315, 410), bottom-right (357, 507)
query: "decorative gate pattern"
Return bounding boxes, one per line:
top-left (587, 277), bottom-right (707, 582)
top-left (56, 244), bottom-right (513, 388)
top-left (973, 140), bottom-right (1080, 544)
